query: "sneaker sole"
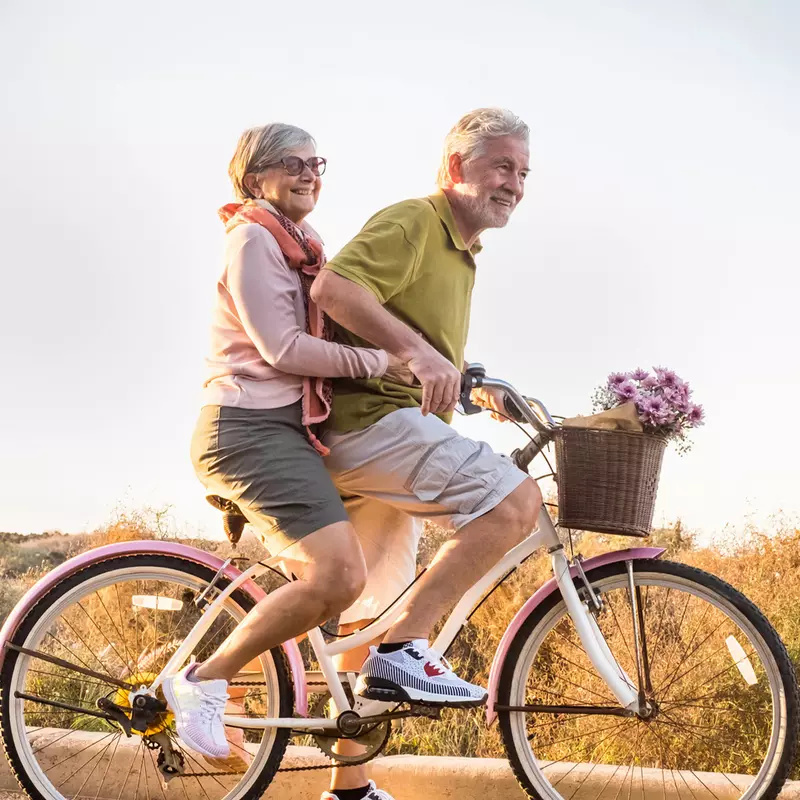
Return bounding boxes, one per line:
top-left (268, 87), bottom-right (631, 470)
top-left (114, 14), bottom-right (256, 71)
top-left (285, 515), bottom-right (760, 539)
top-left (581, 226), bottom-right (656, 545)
top-left (162, 677), bottom-right (231, 760)
top-left (356, 676), bottom-right (488, 709)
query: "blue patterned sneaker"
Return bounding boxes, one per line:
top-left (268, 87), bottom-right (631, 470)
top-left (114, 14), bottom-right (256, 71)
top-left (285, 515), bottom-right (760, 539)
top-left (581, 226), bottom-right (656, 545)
top-left (354, 639), bottom-right (487, 707)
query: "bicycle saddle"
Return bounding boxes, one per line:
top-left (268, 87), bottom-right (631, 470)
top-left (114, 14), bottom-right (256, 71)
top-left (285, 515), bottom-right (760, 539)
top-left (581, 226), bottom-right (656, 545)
top-left (206, 495), bottom-right (247, 546)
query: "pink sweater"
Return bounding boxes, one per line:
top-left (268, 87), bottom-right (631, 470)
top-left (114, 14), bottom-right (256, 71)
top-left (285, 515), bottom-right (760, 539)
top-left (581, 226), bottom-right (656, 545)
top-left (202, 219), bottom-right (388, 409)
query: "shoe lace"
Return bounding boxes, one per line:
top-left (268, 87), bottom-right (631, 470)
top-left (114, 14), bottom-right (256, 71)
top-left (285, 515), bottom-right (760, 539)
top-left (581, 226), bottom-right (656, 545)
top-left (425, 647), bottom-right (455, 676)
top-left (198, 692), bottom-right (229, 724)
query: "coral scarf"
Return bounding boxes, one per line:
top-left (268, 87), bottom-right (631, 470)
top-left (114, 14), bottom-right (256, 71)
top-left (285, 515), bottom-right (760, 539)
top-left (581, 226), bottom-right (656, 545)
top-left (218, 201), bottom-right (333, 456)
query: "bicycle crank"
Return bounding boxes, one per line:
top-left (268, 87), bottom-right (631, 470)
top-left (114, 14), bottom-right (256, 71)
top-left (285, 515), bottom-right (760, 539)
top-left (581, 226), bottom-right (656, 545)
top-left (308, 692), bottom-right (392, 765)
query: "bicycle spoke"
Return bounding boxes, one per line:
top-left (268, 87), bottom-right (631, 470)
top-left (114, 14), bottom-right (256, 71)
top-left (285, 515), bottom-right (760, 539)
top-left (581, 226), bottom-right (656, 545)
top-left (167, 731), bottom-right (228, 792)
top-left (47, 729), bottom-right (118, 774)
top-left (654, 591), bottom-right (693, 692)
top-left (65, 731), bottom-right (121, 795)
top-left (654, 602), bottom-right (715, 695)
top-left (95, 732), bottom-right (123, 800)
top-left (77, 599), bottom-right (130, 672)
top-left (146, 744), bottom-right (169, 800)
top-left (94, 589), bottom-right (137, 673)
top-left (605, 595), bottom-right (636, 669)
top-left (113, 582), bottom-right (141, 675)
top-left (30, 718), bottom-right (100, 755)
top-left (116, 742), bottom-right (141, 800)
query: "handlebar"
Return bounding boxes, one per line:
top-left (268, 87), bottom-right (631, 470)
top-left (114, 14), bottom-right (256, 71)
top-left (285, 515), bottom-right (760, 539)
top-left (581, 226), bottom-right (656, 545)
top-left (459, 364), bottom-right (557, 473)
top-left (460, 364), bottom-right (556, 434)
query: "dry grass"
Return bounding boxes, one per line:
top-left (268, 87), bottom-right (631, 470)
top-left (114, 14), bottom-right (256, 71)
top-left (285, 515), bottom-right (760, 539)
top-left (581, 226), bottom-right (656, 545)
top-left (2, 510), bottom-right (799, 771)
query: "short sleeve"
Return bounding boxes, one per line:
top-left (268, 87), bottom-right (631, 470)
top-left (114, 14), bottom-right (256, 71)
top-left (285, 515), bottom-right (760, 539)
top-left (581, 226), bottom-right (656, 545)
top-left (325, 220), bottom-right (424, 304)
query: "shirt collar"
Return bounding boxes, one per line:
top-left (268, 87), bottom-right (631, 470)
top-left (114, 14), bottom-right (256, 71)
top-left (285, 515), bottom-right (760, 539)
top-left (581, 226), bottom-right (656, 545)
top-left (429, 190), bottom-right (483, 255)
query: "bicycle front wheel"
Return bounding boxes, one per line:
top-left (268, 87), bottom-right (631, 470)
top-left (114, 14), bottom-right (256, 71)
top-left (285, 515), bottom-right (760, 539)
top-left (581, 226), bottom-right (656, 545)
top-left (498, 559), bottom-right (799, 800)
top-left (0, 554), bottom-right (293, 800)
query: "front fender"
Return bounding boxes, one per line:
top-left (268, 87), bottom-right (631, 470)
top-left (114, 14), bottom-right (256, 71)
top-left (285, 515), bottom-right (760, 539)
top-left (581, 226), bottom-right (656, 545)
top-left (485, 546), bottom-right (666, 725)
top-left (0, 540), bottom-right (308, 717)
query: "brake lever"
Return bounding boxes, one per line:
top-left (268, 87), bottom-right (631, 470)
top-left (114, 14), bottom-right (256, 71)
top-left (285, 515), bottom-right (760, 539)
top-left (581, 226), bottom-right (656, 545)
top-left (458, 364), bottom-right (485, 416)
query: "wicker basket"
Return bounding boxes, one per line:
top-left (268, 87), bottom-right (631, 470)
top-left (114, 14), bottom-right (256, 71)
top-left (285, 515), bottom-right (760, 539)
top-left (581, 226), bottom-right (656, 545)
top-left (554, 427), bottom-right (667, 537)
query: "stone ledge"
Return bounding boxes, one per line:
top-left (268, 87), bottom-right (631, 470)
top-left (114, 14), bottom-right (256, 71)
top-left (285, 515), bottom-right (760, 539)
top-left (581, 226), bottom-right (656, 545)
top-left (1, 733), bottom-right (798, 800)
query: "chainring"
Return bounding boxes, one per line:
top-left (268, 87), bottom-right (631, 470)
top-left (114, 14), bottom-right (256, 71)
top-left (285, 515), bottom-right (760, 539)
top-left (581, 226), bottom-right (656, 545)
top-left (309, 691), bottom-right (392, 765)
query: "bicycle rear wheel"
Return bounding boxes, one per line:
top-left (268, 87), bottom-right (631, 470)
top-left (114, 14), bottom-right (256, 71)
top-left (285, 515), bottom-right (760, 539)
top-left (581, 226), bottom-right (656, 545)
top-left (0, 554), bottom-right (293, 800)
top-left (498, 559), bottom-right (799, 800)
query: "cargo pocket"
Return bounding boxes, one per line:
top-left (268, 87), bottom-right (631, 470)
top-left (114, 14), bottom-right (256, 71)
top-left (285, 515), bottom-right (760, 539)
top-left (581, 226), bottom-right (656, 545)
top-left (404, 436), bottom-right (483, 512)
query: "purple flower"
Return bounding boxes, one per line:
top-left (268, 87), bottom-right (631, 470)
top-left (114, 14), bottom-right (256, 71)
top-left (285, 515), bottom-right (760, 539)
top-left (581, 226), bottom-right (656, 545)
top-left (608, 372), bottom-right (627, 387)
top-left (639, 395), bottom-right (674, 427)
top-left (613, 380), bottom-right (639, 401)
top-left (630, 368), bottom-right (650, 381)
top-left (655, 367), bottom-right (679, 388)
top-left (687, 404), bottom-right (705, 426)
top-left (641, 375), bottom-right (659, 390)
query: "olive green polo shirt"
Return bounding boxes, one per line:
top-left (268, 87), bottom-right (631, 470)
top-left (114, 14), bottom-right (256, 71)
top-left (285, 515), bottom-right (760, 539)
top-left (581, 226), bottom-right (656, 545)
top-left (324, 190), bottom-right (481, 432)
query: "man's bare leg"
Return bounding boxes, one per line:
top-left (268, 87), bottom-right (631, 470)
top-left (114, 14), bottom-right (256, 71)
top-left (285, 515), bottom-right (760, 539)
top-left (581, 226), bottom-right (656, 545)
top-left (383, 479), bottom-right (541, 643)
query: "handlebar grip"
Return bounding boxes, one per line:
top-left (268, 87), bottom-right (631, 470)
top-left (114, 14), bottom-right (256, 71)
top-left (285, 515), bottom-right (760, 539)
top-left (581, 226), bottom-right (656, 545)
top-left (503, 394), bottom-right (528, 423)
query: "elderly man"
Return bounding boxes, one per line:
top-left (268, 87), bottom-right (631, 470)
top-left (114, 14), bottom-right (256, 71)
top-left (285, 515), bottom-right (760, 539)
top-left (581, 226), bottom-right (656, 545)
top-left (311, 108), bottom-right (543, 712)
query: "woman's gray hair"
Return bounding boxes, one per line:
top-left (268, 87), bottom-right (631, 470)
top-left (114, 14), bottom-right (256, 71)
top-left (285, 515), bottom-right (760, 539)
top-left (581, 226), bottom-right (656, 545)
top-left (437, 108), bottom-right (529, 187)
top-left (228, 123), bottom-right (316, 201)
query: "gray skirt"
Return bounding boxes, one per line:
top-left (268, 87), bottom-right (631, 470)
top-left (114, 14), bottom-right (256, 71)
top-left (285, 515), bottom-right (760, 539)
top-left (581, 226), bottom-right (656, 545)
top-left (191, 402), bottom-right (349, 555)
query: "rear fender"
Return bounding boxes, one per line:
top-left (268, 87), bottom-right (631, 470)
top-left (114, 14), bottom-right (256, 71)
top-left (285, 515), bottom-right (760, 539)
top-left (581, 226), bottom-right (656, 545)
top-left (485, 546), bottom-right (666, 725)
top-left (0, 540), bottom-right (308, 717)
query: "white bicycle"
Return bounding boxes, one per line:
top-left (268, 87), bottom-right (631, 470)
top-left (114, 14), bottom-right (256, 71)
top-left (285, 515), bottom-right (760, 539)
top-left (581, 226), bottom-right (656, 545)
top-left (2, 370), bottom-right (797, 800)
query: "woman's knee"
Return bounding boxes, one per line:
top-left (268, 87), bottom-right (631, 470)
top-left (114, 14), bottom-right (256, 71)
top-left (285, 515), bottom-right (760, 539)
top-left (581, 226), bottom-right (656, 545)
top-left (285, 522), bottom-right (367, 615)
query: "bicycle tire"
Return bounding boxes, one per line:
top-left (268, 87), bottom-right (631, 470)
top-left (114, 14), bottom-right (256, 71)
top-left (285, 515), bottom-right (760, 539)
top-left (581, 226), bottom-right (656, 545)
top-left (498, 559), bottom-right (800, 800)
top-left (0, 553), bottom-right (294, 800)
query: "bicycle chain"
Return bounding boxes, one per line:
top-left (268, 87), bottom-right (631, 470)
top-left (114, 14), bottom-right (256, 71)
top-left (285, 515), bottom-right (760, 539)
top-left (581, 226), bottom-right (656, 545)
top-left (187, 758), bottom-right (358, 777)
top-left (211, 680), bottom-right (363, 773)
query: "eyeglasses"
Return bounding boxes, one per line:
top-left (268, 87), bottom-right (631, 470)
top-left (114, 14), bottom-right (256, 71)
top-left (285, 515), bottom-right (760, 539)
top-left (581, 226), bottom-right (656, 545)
top-left (265, 156), bottom-right (327, 177)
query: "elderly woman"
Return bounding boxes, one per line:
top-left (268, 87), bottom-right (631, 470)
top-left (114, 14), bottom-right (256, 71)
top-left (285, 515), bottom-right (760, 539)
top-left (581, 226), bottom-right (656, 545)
top-left (167, 123), bottom-right (399, 800)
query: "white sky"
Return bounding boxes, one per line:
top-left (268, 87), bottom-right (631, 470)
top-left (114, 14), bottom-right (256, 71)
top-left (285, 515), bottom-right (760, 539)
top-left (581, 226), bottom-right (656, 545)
top-left (1, 0), bottom-right (798, 540)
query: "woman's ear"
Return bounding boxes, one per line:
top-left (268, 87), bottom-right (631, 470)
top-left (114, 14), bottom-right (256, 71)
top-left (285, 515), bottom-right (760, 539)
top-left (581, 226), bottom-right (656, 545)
top-left (243, 173), bottom-right (261, 199)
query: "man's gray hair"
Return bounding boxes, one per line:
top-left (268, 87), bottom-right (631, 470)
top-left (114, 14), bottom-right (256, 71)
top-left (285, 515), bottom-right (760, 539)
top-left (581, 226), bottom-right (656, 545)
top-left (437, 108), bottom-right (529, 188)
top-left (228, 123), bottom-right (316, 201)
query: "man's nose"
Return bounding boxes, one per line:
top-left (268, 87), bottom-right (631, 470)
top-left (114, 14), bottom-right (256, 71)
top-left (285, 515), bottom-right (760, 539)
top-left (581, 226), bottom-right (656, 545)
top-left (505, 172), bottom-right (523, 197)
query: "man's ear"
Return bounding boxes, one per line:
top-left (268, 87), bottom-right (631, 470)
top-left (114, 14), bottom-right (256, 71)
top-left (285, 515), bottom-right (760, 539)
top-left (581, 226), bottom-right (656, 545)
top-left (243, 173), bottom-right (261, 198)
top-left (448, 152), bottom-right (465, 185)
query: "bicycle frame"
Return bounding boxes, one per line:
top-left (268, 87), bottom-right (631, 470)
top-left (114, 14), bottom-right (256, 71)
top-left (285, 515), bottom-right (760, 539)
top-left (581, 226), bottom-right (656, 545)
top-left (150, 373), bottom-right (642, 729)
top-left (150, 510), bottom-right (640, 731)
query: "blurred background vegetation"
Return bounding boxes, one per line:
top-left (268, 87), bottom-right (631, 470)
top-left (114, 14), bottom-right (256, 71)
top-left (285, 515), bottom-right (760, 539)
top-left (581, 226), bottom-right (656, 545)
top-left (1, 508), bottom-right (798, 765)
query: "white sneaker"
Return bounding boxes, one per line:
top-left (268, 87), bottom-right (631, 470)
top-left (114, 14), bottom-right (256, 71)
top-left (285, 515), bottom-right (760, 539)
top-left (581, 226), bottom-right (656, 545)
top-left (321, 780), bottom-right (394, 799)
top-left (163, 664), bottom-right (230, 759)
top-left (355, 640), bottom-right (487, 707)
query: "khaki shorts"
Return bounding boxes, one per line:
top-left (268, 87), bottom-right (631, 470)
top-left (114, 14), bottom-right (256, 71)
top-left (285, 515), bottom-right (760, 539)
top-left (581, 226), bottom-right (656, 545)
top-left (323, 407), bottom-right (529, 623)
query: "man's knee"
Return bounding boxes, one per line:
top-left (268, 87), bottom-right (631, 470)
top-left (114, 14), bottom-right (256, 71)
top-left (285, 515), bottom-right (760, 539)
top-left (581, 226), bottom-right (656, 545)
top-left (493, 478), bottom-right (542, 542)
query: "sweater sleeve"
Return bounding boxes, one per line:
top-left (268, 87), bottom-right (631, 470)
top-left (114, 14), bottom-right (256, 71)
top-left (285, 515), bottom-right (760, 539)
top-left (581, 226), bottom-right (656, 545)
top-left (225, 226), bottom-right (389, 379)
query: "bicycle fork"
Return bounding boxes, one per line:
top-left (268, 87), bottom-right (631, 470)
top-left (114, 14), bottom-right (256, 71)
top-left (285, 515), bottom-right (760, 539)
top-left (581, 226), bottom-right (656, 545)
top-left (549, 543), bottom-right (640, 712)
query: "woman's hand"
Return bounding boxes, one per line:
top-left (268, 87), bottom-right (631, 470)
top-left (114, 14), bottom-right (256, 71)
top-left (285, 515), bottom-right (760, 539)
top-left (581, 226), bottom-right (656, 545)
top-left (383, 354), bottom-right (417, 386)
top-left (471, 386), bottom-right (511, 422)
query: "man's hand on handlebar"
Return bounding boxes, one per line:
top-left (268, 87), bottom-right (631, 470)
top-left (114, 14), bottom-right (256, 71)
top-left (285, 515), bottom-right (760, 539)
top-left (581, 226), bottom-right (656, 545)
top-left (407, 346), bottom-right (462, 416)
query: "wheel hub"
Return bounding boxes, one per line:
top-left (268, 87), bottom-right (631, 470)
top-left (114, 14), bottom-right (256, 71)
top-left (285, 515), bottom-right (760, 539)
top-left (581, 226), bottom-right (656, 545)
top-left (112, 672), bottom-right (173, 736)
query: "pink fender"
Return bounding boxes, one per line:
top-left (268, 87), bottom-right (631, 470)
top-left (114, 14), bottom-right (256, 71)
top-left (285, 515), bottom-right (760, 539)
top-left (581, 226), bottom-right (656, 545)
top-left (0, 541), bottom-right (308, 717)
top-left (485, 547), bottom-right (666, 725)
